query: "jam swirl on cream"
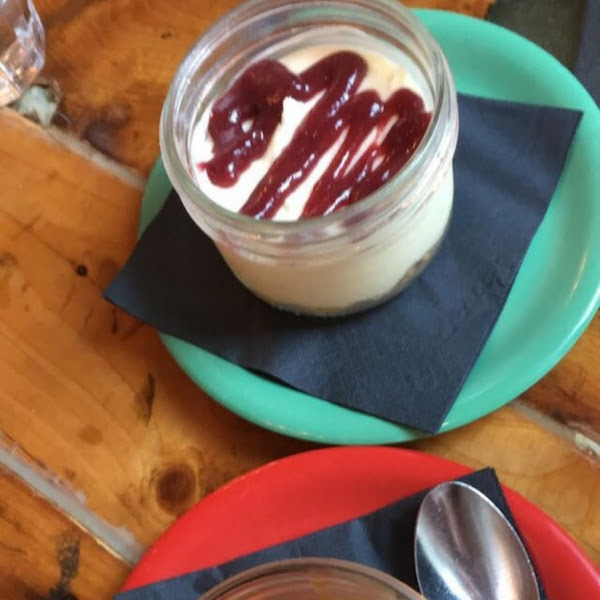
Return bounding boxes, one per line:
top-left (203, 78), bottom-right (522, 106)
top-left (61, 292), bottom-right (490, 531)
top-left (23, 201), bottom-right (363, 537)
top-left (198, 51), bottom-right (431, 219)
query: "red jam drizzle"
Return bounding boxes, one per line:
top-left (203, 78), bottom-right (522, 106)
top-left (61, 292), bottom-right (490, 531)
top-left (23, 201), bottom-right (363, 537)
top-left (199, 51), bottom-right (431, 219)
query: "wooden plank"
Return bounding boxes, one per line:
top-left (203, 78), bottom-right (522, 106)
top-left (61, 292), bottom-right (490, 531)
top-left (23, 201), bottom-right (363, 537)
top-left (0, 465), bottom-right (129, 600)
top-left (0, 110), bottom-right (314, 556)
top-left (34, 0), bottom-right (496, 173)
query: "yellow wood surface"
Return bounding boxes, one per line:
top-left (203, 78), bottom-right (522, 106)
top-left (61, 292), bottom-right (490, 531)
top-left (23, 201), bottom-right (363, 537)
top-left (1, 0), bottom-right (599, 597)
top-left (0, 110), bottom-right (314, 550)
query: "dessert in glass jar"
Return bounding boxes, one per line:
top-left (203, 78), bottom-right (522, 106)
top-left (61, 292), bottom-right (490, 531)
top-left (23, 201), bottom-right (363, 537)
top-left (160, 0), bottom-right (458, 316)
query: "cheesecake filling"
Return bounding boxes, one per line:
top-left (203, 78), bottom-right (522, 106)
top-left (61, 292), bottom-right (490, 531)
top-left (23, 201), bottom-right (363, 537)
top-left (191, 45), bottom-right (432, 221)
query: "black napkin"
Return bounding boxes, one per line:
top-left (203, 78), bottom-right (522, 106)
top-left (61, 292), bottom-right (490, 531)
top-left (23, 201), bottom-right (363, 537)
top-left (114, 468), bottom-right (548, 600)
top-left (105, 95), bottom-right (581, 432)
top-left (575, 0), bottom-right (600, 104)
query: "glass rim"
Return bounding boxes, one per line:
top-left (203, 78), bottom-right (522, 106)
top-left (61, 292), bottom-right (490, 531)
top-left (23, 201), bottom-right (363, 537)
top-left (160, 0), bottom-right (457, 243)
top-left (197, 558), bottom-right (426, 600)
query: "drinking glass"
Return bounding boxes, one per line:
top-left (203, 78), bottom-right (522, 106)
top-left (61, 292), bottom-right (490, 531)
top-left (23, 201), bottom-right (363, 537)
top-left (0, 0), bottom-right (45, 106)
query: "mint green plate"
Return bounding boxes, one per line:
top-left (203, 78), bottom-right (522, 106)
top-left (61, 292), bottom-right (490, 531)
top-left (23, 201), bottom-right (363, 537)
top-left (141, 10), bottom-right (600, 444)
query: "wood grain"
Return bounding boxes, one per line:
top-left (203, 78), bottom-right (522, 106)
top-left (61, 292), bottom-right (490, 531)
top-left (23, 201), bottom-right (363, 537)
top-left (34, 0), bottom-right (496, 173)
top-left (0, 465), bottom-right (129, 600)
top-left (0, 109), bottom-right (314, 553)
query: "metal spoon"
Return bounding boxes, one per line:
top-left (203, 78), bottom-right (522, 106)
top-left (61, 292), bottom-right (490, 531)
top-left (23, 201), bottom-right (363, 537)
top-left (414, 481), bottom-right (540, 600)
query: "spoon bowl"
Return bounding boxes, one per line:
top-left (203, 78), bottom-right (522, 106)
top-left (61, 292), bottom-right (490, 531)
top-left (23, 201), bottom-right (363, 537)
top-left (414, 481), bottom-right (540, 600)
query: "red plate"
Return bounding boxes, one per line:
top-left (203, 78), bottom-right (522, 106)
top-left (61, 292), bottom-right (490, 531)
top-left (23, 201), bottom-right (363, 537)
top-left (121, 447), bottom-right (599, 598)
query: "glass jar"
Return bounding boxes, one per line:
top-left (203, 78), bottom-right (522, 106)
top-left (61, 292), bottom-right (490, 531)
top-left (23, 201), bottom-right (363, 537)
top-left (198, 559), bottom-right (425, 600)
top-left (160, 0), bottom-right (458, 316)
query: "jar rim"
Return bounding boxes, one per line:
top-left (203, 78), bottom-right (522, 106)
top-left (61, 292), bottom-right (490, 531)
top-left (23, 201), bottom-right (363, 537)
top-left (198, 558), bottom-right (425, 600)
top-left (160, 0), bottom-right (458, 248)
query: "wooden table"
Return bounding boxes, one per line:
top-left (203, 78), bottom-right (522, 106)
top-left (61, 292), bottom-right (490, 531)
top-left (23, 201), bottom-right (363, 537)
top-left (0, 0), bottom-right (598, 598)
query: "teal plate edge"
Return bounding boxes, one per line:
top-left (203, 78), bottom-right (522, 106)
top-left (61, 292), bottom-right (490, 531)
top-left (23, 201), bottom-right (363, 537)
top-left (139, 10), bottom-right (600, 445)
